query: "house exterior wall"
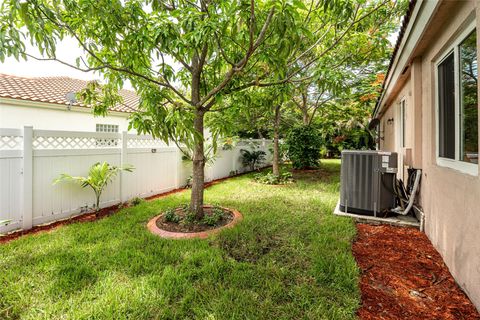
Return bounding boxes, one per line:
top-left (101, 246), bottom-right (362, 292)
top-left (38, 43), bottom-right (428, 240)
top-left (380, 103), bottom-right (396, 151)
top-left (378, 1), bottom-right (480, 309)
top-left (380, 76), bottom-right (413, 181)
top-left (0, 99), bottom-right (131, 132)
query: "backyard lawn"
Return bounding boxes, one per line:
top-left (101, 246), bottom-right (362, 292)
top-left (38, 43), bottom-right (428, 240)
top-left (0, 160), bottom-right (360, 319)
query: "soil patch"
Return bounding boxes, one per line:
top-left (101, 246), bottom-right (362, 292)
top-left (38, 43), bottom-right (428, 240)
top-left (353, 223), bottom-right (480, 320)
top-left (156, 206), bottom-right (234, 233)
top-left (219, 234), bottom-right (283, 263)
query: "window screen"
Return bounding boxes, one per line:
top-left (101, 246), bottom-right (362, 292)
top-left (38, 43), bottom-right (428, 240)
top-left (438, 53), bottom-right (456, 159)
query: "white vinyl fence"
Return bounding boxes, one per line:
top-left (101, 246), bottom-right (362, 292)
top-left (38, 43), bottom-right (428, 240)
top-left (0, 127), bottom-right (271, 233)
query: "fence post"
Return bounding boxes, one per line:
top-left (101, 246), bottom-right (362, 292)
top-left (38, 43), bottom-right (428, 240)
top-left (174, 148), bottom-right (180, 188)
top-left (120, 131), bottom-right (128, 203)
top-left (232, 146), bottom-right (237, 174)
top-left (22, 126), bottom-right (33, 230)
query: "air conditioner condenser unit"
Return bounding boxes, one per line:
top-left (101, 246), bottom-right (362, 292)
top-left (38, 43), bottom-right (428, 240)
top-left (339, 150), bottom-right (398, 217)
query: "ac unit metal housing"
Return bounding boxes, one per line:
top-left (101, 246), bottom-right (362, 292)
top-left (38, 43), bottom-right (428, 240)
top-left (340, 150), bottom-right (398, 217)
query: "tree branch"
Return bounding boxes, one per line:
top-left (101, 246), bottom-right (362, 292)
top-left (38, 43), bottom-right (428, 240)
top-left (32, 2), bottom-right (193, 105)
top-left (198, 5), bottom-right (276, 109)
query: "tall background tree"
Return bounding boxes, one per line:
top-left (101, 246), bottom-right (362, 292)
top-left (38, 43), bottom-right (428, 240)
top-left (210, 0), bottom-right (407, 173)
top-left (0, 0), bottom-right (407, 214)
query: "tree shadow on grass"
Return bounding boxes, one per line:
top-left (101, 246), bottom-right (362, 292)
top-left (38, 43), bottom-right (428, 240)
top-left (48, 251), bottom-right (98, 296)
top-left (0, 159), bottom-right (358, 319)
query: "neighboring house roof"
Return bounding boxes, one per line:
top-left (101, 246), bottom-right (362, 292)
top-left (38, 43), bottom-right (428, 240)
top-left (373, 0), bottom-right (417, 116)
top-left (0, 73), bottom-right (139, 113)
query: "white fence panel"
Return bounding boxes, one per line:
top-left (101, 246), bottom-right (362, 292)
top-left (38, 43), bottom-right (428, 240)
top-left (0, 128), bottom-right (23, 233)
top-left (32, 150), bottom-right (121, 225)
top-left (0, 152), bottom-right (22, 231)
top-left (0, 126), bottom-right (272, 234)
top-left (205, 149), bottom-right (235, 182)
top-left (125, 148), bottom-right (178, 199)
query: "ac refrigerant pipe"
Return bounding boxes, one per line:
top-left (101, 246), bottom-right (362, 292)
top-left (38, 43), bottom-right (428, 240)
top-left (392, 169), bottom-right (421, 215)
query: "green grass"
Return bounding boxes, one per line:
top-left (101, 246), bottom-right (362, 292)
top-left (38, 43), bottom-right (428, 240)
top-left (0, 159), bottom-right (359, 319)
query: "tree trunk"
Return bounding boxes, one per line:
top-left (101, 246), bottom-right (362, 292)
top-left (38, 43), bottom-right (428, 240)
top-left (190, 109), bottom-right (205, 219)
top-left (95, 192), bottom-right (100, 217)
top-left (257, 129), bottom-right (264, 139)
top-left (272, 104), bottom-right (281, 177)
top-left (190, 59), bottom-right (205, 219)
top-left (301, 91), bottom-right (309, 125)
top-left (302, 110), bottom-right (309, 125)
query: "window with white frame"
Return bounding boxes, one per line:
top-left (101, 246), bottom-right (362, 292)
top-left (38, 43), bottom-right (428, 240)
top-left (436, 25), bottom-right (478, 175)
top-left (96, 124), bottom-right (119, 133)
top-left (96, 124), bottom-right (119, 147)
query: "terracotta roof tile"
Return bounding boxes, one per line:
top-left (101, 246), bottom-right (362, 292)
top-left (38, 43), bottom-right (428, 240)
top-left (0, 73), bottom-right (139, 113)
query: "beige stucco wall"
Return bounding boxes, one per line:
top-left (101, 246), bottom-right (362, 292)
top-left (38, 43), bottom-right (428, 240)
top-left (380, 106), bottom-right (396, 151)
top-left (379, 1), bottom-right (480, 309)
top-left (380, 76), bottom-right (413, 181)
top-left (421, 1), bottom-right (480, 308)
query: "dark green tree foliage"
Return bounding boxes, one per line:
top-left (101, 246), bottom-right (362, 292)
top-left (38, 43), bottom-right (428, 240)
top-left (312, 102), bottom-right (375, 157)
top-left (285, 125), bottom-right (322, 169)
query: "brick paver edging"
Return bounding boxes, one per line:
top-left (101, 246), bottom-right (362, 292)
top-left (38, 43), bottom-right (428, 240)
top-left (147, 205), bottom-right (243, 239)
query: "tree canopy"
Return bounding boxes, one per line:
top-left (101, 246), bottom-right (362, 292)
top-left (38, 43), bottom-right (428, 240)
top-left (0, 0), bottom-right (407, 216)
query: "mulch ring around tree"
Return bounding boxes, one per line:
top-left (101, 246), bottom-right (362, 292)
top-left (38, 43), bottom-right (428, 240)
top-left (157, 206), bottom-right (234, 233)
top-left (148, 205), bottom-right (242, 239)
top-left (353, 223), bottom-right (480, 320)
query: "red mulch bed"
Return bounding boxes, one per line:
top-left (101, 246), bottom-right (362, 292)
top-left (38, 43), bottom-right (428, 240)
top-left (353, 223), bottom-right (480, 320)
top-left (0, 188), bottom-right (189, 244)
top-left (0, 169), bottom-right (268, 244)
top-left (0, 204), bottom-right (122, 244)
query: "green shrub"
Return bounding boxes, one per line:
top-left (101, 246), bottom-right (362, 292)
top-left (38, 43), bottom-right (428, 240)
top-left (182, 210), bottom-right (197, 225)
top-left (163, 205), bottom-right (226, 226)
top-left (164, 208), bottom-right (181, 223)
top-left (129, 197), bottom-right (144, 206)
top-left (202, 207), bottom-right (225, 226)
top-left (254, 171), bottom-right (294, 185)
top-left (285, 125), bottom-right (322, 169)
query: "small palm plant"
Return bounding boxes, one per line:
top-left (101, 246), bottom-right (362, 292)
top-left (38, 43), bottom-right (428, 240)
top-left (54, 162), bottom-right (133, 216)
top-left (240, 148), bottom-right (267, 171)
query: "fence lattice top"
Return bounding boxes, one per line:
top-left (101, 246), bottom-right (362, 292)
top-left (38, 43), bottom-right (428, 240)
top-left (33, 135), bottom-right (120, 149)
top-left (1, 128), bottom-right (270, 151)
top-left (127, 135), bottom-right (167, 148)
top-left (32, 130), bottom-right (120, 149)
top-left (0, 135), bottom-right (22, 150)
